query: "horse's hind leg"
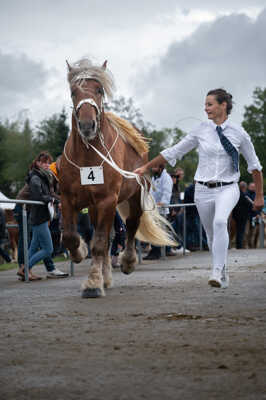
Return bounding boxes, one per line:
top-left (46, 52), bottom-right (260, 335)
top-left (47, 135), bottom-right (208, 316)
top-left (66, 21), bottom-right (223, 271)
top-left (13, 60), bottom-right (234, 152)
top-left (120, 198), bottom-right (142, 275)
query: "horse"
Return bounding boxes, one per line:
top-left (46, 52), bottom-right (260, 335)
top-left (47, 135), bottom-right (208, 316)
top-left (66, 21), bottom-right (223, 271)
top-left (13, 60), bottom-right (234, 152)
top-left (59, 58), bottom-right (176, 298)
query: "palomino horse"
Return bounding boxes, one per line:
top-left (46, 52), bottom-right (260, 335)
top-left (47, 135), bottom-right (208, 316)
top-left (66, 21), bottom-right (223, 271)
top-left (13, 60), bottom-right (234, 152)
top-left (59, 58), bottom-right (176, 298)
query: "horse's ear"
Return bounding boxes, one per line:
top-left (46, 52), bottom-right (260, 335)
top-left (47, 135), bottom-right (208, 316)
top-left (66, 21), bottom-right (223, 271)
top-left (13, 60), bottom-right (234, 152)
top-left (102, 60), bottom-right (107, 70)
top-left (66, 60), bottom-right (72, 72)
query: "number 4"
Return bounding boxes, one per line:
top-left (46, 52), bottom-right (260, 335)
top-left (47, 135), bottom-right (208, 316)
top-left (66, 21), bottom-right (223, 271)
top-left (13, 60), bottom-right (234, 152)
top-left (88, 170), bottom-right (95, 181)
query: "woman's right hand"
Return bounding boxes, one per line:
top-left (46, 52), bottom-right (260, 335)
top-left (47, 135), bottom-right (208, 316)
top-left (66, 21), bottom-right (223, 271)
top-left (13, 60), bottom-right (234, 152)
top-left (134, 165), bottom-right (148, 176)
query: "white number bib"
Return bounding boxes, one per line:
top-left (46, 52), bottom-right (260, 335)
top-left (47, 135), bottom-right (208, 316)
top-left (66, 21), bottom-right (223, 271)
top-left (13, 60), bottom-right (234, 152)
top-left (80, 166), bottom-right (104, 185)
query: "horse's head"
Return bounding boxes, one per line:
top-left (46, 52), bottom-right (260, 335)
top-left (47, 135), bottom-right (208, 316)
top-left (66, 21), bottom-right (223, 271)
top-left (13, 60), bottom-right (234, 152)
top-left (67, 59), bottom-right (114, 142)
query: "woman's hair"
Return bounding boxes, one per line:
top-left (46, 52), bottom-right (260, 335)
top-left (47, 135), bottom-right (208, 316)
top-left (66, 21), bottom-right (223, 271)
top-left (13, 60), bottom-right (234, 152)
top-left (207, 88), bottom-right (233, 115)
top-left (30, 151), bottom-right (53, 170)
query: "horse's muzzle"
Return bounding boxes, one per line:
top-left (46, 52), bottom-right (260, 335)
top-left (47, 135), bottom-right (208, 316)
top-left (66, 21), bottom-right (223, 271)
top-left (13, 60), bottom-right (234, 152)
top-left (79, 120), bottom-right (97, 140)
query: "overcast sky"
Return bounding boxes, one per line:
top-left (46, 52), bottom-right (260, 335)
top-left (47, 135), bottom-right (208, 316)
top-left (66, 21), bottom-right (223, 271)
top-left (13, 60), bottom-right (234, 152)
top-left (1, 0), bottom-right (266, 132)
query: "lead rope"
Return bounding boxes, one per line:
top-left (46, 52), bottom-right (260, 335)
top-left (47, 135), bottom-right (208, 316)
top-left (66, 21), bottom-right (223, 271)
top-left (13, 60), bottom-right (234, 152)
top-left (63, 135), bottom-right (155, 212)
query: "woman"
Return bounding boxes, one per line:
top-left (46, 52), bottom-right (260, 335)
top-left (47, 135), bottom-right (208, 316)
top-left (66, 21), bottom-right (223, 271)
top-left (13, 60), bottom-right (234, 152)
top-left (17, 152), bottom-right (66, 281)
top-left (134, 88), bottom-right (264, 288)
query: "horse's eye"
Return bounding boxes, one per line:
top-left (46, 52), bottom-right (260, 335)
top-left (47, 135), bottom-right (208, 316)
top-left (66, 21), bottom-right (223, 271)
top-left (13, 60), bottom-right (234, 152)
top-left (96, 87), bottom-right (104, 96)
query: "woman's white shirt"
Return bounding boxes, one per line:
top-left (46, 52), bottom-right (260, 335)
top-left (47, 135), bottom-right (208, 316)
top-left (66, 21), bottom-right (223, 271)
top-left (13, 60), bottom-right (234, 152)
top-left (161, 119), bottom-right (262, 182)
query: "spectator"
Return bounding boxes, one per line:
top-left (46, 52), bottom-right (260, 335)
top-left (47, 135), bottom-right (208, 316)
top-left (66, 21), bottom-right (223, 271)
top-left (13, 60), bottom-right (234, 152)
top-left (169, 170), bottom-right (194, 254)
top-left (0, 207), bottom-right (11, 263)
top-left (246, 182), bottom-right (262, 248)
top-left (169, 173), bottom-right (182, 223)
top-left (231, 181), bottom-right (252, 249)
top-left (183, 183), bottom-right (208, 251)
top-left (143, 165), bottom-right (173, 260)
top-left (17, 152), bottom-right (68, 281)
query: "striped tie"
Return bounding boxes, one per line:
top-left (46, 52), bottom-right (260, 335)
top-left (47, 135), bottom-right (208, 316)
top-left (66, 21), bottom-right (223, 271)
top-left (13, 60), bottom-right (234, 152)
top-left (216, 126), bottom-right (239, 172)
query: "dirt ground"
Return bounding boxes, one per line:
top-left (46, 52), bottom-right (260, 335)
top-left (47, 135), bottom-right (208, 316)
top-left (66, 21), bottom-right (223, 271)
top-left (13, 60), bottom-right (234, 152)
top-left (0, 248), bottom-right (266, 400)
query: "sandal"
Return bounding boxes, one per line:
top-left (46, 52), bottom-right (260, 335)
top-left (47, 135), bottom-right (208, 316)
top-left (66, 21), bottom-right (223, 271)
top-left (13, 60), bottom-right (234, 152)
top-left (29, 274), bottom-right (42, 281)
top-left (17, 271), bottom-right (25, 281)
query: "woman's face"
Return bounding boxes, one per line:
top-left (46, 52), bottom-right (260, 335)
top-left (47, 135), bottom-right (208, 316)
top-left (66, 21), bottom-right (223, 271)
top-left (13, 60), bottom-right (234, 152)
top-left (37, 160), bottom-right (50, 170)
top-left (205, 95), bottom-right (227, 123)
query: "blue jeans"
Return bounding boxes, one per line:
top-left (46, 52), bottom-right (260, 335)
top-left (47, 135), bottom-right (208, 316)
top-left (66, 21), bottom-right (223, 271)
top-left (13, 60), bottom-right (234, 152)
top-left (29, 222), bottom-right (53, 270)
top-left (14, 206), bottom-right (55, 271)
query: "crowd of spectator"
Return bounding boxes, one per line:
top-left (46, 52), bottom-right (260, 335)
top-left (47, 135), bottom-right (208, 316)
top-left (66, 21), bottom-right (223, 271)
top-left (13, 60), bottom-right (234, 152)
top-left (0, 155), bottom-right (265, 273)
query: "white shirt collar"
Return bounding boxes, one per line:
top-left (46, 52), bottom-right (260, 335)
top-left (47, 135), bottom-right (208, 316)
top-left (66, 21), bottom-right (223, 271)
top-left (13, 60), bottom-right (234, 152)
top-left (208, 118), bottom-right (230, 131)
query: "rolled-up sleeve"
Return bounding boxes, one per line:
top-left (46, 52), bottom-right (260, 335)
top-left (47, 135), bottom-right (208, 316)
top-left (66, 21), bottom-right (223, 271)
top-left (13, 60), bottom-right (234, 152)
top-left (161, 133), bottom-right (198, 167)
top-left (239, 130), bottom-right (262, 173)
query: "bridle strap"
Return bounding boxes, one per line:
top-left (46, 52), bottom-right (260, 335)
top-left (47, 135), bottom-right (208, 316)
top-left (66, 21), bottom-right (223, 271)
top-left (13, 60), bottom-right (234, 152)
top-left (75, 98), bottom-right (101, 116)
top-left (73, 97), bottom-right (102, 138)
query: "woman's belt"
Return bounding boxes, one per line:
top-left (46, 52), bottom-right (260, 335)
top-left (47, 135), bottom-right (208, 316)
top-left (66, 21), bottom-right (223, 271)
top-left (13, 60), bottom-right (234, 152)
top-left (197, 181), bottom-right (234, 188)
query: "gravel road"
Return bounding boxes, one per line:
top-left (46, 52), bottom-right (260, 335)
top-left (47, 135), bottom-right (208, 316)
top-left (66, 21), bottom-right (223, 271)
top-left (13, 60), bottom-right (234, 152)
top-left (1, 248), bottom-right (266, 400)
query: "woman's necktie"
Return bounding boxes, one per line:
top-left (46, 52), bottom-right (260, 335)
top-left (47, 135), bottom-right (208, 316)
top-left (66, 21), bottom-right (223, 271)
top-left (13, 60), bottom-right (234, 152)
top-left (216, 126), bottom-right (239, 172)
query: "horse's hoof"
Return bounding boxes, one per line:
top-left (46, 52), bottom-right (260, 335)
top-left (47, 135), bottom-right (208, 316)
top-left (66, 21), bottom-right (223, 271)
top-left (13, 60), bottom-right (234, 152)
top-left (70, 256), bottom-right (82, 264)
top-left (81, 288), bottom-right (103, 298)
top-left (120, 265), bottom-right (135, 275)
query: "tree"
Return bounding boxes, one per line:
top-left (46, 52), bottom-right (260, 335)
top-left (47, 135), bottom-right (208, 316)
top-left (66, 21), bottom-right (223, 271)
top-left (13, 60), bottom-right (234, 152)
top-left (105, 96), bottom-right (148, 131)
top-left (241, 87), bottom-right (266, 186)
top-left (34, 108), bottom-right (69, 159)
top-left (0, 119), bottom-right (35, 196)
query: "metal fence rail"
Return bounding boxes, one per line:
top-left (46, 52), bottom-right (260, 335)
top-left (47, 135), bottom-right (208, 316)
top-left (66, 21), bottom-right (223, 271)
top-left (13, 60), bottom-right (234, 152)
top-left (1, 199), bottom-right (44, 282)
top-left (1, 198), bottom-right (265, 279)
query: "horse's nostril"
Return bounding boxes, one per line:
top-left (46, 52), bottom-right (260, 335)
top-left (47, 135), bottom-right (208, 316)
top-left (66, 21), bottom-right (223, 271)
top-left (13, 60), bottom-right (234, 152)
top-left (79, 120), bottom-right (96, 134)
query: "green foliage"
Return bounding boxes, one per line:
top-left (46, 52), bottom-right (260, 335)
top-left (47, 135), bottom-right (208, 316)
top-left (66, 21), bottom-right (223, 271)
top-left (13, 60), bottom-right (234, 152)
top-left (105, 96), bottom-right (149, 131)
top-left (242, 87), bottom-right (266, 187)
top-left (0, 119), bottom-right (36, 196)
top-left (0, 109), bottom-right (69, 197)
top-left (34, 108), bottom-right (69, 159)
top-left (0, 87), bottom-right (265, 197)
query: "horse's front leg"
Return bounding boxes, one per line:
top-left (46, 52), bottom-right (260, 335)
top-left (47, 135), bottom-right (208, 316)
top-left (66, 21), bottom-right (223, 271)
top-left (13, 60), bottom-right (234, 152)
top-left (81, 202), bottom-right (115, 298)
top-left (61, 197), bottom-right (88, 263)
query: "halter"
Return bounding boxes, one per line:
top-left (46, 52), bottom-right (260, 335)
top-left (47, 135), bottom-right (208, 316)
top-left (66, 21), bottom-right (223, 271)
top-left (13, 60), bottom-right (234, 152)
top-left (71, 74), bottom-right (104, 141)
top-left (73, 96), bottom-right (103, 141)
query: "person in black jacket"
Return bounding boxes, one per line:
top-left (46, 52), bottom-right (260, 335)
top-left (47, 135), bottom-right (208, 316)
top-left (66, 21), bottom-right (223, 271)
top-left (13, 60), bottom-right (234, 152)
top-left (17, 152), bottom-right (68, 281)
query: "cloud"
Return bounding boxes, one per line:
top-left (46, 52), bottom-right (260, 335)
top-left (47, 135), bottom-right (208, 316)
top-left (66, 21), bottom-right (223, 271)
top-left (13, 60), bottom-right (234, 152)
top-left (134, 8), bottom-right (266, 131)
top-left (0, 50), bottom-right (51, 121)
top-left (0, 1), bottom-right (265, 127)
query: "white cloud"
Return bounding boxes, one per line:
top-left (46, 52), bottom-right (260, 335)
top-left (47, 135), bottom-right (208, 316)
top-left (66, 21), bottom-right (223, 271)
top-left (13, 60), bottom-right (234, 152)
top-left (0, 1), bottom-right (265, 128)
top-left (134, 8), bottom-right (266, 131)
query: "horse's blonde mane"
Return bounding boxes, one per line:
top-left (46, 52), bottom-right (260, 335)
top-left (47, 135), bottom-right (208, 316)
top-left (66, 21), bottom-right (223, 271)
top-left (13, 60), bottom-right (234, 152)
top-left (67, 58), bottom-right (115, 100)
top-left (105, 112), bottom-right (149, 156)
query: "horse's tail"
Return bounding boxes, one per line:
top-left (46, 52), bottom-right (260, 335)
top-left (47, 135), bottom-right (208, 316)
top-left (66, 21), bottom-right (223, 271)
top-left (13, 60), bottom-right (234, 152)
top-left (117, 197), bottom-right (178, 247)
top-left (136, 207), bottom-right (177, 247)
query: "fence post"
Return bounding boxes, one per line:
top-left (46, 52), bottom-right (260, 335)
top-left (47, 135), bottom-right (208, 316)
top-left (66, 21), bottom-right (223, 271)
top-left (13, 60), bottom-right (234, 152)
top-left (70, 260), bottom-right (74, 276)
top-left (22, 204), bottom-right (29, 282)
top-left (183, 206), bottom-right (186, 255)
top-left (199, 220), bottom-right (203, 251)
top-left (136, 239), bottom-right (142, 264)
top-left (259, 217), bottom-right (264, 248)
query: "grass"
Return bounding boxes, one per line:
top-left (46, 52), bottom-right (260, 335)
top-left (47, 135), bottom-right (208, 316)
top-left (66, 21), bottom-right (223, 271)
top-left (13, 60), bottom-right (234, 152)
top-left (0, 255), bottom-right (68, 272)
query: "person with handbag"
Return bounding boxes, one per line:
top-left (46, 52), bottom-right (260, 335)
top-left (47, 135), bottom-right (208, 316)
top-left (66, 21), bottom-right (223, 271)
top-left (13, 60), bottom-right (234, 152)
top-left (17, 152), bottom-right (68, 281)
top-left (134, 88), bottom-right (264, 289)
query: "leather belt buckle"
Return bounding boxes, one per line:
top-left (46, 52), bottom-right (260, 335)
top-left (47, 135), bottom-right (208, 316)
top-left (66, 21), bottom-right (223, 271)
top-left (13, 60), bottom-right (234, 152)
top-left (206, 182), bottom-right (218, 188)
